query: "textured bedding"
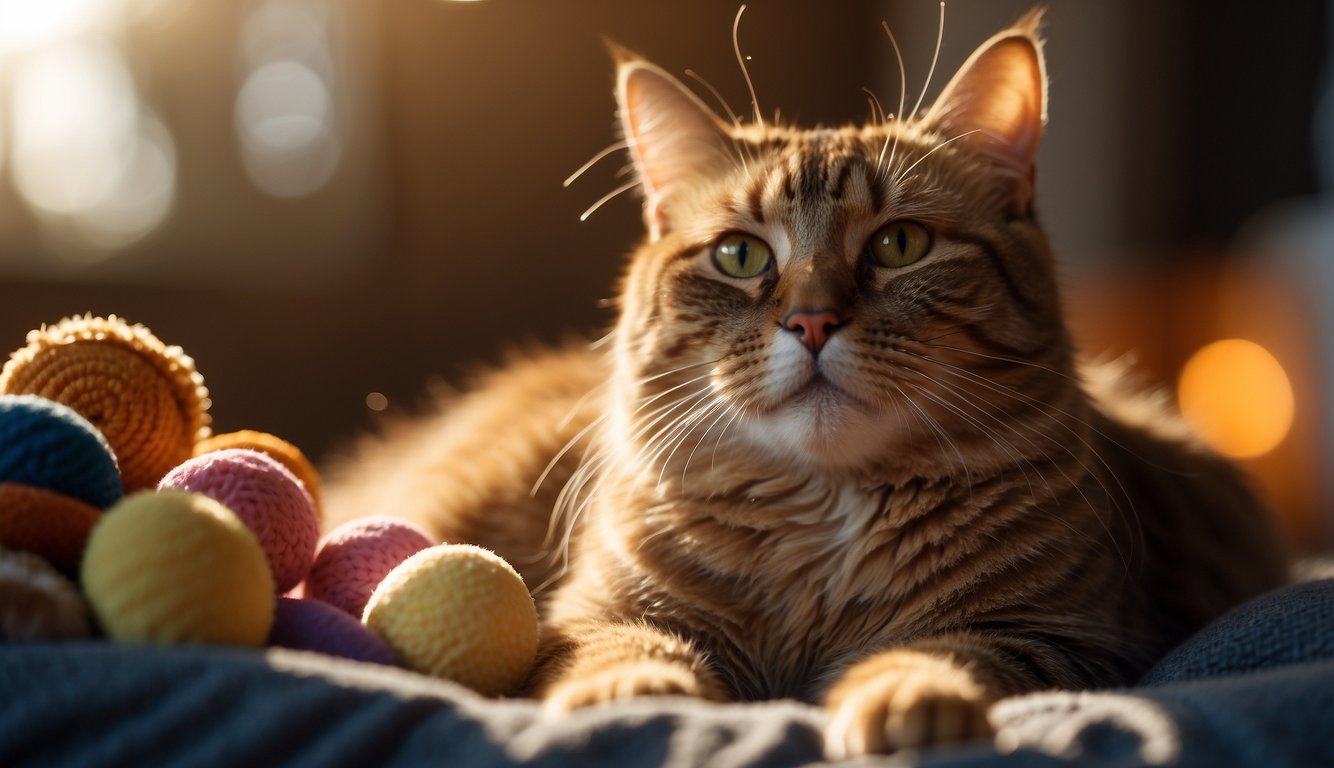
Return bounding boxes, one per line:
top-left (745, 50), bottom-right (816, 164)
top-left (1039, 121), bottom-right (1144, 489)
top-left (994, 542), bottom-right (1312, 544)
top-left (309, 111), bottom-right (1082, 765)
top-left (2, 578), bottom-right (1331, 767)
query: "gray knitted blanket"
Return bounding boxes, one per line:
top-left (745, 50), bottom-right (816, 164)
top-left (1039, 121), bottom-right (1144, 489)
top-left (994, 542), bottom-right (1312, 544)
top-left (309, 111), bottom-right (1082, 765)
top-left (2, 578), bottom-right (1331, 767)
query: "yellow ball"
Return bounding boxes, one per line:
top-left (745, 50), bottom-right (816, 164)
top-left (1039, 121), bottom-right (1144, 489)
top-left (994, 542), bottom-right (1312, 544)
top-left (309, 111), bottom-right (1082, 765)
top-left (363, 544), bottom-right (537, 696)
top-left (82, 490), bottom-right (275, 646)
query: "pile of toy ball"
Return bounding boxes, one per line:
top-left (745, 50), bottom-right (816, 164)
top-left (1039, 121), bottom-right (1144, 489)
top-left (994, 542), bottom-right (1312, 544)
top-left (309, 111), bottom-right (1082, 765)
top-left (0, 315), bottom-right (536, 698)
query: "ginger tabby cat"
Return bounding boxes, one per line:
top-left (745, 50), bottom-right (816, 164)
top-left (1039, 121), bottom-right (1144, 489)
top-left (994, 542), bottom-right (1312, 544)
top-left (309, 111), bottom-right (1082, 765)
top-left (327, 11), bottom-right (1288, 757)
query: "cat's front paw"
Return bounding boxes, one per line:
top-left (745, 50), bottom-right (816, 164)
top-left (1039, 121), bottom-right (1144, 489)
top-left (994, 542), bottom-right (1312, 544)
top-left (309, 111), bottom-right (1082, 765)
top-left (541, 659), bottom-right (725, 712)
top-left (823, 651), bottom-right (995, 758)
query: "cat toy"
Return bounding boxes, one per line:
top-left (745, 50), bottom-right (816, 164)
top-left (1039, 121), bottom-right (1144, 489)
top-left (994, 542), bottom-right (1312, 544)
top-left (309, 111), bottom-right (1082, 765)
top-left (303, 516), bottom-right (433, 618)
top-left (363, 544), bottom-right (539, 696)
top-left (0, 314), bottom-right (209, 493)
top-left (3, 315), bottom-right (538, 691)
top-left (0, 395), bottom-right (120, 571)
top-left (159, 449), bottom-right (320, 594)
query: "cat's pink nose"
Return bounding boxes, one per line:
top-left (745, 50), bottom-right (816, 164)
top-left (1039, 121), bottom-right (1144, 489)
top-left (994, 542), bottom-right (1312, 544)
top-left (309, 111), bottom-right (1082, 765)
top-left (783, 308), bottom-right (845, 354)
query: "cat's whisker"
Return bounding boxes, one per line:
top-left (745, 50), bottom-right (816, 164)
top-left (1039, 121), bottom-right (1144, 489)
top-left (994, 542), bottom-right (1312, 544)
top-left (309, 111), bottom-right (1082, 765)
top-left (902, 350), bottom-right (1146, 564)
top-left (732, 5), bottom-right (764, 133)
top-left (654, 397), bottom-right (731, 490)
top-left (897, 360), bottom-right (1138, 573)
top-left (909, 1), bottom-right (947, 120)
top-left (564, 140), bottom-right (631, 188)
top-left (681, 401), bottom-right (738, 486)
top-left (893, 129), bottom-right (983, 186)
top-left (862, 87), bottom-right (887, 126)
top-left (876, 19), bottom-right (908, 177)
top-left (684, 68), bottom-right (753, 175)
top-left (579, 178), bottom-right (642, 222)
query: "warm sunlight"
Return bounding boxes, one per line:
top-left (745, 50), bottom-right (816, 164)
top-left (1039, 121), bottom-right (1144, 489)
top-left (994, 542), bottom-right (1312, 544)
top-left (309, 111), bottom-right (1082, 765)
top-left (1178, 338), bottom-right (1295, 459)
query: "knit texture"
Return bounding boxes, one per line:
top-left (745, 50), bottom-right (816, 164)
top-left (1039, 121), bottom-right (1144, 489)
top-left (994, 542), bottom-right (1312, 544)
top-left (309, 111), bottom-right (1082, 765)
top-left (0, 394), bottom-right (121, 509)
top-left (363, 544), bottom-right (537, 696)
top-left (0, 315), bottom-right (209, 492)
top-left (305, 516), bottom-right (433, 618)
top-left (0, 483), bottom-right (103, 572)
top-left (268, 596), bottom-right (399, 666)
top-left (195, 430), bottom-right (323, 516)
top-left (81, 490), bottom-right (275, 646)
top-left (159, 449), bottom-right (319, 593)
top-left (0, 545), bottom-right (90, 640)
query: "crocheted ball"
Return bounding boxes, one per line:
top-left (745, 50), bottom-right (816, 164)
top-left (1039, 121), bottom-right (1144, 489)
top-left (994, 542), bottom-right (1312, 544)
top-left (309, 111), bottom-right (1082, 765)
top-left (363, 544), bottom-right (537, 696)
top-left (81, 490), bottom-right (275, 646)
top-left (0, 315), bottom-right (209, 493)
top-left (268, 596), bottom-right (399, 666)
top-left (158, 449), bottom-right (319, 593)
top-left (0, 483), bottom-right (103, 572)
top-left (195, 430), bottom-right (323, 515)
top-left (0, 546), bottom-right (90, 640)
top-left (0, 394), bottom-right (121, 509)
top-left (304, 516), bottom-right (433, 618)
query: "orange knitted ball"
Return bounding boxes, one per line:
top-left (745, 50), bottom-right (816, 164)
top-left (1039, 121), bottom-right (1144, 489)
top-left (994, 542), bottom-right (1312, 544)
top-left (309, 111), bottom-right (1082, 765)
top-left (0, 483), bottom-right (102, 573)
top-left (194, 430), bottom-right (322, 515)
top-left (1, 315), bottom-right (209, 493)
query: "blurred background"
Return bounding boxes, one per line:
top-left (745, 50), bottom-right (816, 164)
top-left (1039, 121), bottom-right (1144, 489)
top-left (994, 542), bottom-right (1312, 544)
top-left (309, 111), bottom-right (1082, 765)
top-left (0, 0), bottom-right (1330, 551)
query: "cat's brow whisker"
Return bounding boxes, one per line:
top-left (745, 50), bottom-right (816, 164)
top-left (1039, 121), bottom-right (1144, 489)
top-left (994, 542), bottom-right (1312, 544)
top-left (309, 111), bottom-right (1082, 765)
top-left (732, 5), bottom-right (764, 132)
top-left (564, 140), bottom-right (630, 188)
top-left (862, 87), bottom-right (886, 125)
top-left (876, 19), bottom-right (908, 176)
top-left (893, 129), bottom-right (983, 185)
top-left (684, 68), bottom-right (752, 175)
top-left (910, 1), bottom-right (947, 121)
top-left (580, 178), bottom-right (642, 222)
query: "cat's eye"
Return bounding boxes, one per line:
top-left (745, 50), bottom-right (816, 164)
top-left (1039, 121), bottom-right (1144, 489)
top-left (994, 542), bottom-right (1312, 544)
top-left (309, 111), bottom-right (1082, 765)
top-left (866, 221), bottom-right (931, 268)
top-left (712, 233), bottom-right (773, 279)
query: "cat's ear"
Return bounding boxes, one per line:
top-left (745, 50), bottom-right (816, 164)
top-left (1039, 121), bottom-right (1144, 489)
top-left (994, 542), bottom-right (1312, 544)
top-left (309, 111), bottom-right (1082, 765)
top-left (920, 9), bottom-right (1047, 201)
top-left (614, 46), bottom-right (734, 239)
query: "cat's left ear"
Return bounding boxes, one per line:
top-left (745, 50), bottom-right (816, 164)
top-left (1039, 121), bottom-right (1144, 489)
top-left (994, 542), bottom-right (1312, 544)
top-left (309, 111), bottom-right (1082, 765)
top-left (920, 9), bottom-right (1047, 203)
top-left (614, 46), bottom-right (734, 240)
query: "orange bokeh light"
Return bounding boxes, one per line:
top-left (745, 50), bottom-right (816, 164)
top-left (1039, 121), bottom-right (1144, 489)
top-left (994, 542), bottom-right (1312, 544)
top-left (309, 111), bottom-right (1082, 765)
top-left (1178, 338), bottom-right (1295, 459)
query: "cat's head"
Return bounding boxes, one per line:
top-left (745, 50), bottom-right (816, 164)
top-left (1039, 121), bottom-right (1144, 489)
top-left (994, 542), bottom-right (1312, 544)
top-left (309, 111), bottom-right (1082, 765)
top-left (608, 11), bottom-right (1079, 482)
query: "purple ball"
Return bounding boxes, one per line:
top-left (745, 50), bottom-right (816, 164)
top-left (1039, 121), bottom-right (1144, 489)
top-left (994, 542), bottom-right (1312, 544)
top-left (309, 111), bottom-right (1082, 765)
top-left (267, 596), bottom-right (398, 666)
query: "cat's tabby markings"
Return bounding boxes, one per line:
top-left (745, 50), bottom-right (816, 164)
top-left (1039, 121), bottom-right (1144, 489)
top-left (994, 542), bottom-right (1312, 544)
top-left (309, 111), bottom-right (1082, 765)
top-left (328, 9), bottom-right (1287, 757)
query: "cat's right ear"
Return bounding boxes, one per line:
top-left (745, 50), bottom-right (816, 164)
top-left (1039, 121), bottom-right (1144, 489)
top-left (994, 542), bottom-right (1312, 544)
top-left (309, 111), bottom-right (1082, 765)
top-left (614, 46), bottom-right (734, 240)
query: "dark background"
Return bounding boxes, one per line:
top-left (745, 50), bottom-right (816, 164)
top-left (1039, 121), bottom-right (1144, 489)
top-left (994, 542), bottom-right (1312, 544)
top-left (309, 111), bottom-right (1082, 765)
top-left (1, 0), bottom-right (1329, 544)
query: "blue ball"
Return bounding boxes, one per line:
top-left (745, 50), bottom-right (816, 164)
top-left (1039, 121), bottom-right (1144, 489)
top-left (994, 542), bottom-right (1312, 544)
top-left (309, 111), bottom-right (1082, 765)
top-left (0, 394), bottom-right (122, 509)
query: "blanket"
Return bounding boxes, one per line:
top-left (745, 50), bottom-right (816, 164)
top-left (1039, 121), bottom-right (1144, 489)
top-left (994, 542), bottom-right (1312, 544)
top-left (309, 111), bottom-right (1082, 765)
top-left (2, 578), bottom-right (1331, 767)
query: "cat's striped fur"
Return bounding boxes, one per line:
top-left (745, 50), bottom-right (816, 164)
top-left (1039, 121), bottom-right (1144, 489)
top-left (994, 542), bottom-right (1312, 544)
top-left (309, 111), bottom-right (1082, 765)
top-left (327, 12), bottom-right (1287, 756)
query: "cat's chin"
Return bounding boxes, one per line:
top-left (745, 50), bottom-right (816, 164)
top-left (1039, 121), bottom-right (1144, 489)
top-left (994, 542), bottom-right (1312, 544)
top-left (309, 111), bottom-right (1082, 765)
top-left (744, 383), bottom-right (907, 471)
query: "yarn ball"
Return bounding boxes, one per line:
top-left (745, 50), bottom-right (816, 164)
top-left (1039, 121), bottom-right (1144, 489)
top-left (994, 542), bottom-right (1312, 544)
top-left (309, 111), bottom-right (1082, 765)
top-left (0, 546), bottom-right (90, 640)
top-left (195, 430), bottom-right (323, 515)
top-left (81, 490), bottom-right (275, 646)
top-left (0, 315), bottom-right (209, 493)
top-left (0, 394), bottom-right (121, 509)
top-left (0, 483), bottom-right (103, 572)
top-left (363, 544), bottom-right (537, 696)
top-left (304, 516), bottom-right (433, 618)
top-left (268, 596), bottom-right (399, 666)
top-left (158, 449), bottom-right (319, 593)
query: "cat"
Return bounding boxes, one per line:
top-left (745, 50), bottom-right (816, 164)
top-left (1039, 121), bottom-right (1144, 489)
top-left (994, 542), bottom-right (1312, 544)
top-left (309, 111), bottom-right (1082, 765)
top-left (325, 10), bottom-right (1289, 757)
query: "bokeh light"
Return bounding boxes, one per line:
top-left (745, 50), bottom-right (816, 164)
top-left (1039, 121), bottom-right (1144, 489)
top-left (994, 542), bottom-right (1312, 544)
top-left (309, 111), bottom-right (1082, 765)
top-left (0, 0), bottom-right (111, 52)
top-left (236, 0), bottom-right (341, 198)
top-left (1178, 338), bottom-right (1295, 459)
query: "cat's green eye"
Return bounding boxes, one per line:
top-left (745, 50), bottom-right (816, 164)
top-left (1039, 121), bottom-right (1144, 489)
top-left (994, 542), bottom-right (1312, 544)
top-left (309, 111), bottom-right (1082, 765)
top-left (712, 233), bottom-right (774, 279)
top-left (867, 221), bottom-right (931, 268)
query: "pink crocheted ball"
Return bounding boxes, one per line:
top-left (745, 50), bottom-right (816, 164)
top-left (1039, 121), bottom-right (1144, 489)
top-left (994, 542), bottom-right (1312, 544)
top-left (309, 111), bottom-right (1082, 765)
top-left (158, 449), bottom-right (319, 593)
top-left (304, 516), bottom-right (433, 619)
top-left (267, 596), bottom-right (398, 666)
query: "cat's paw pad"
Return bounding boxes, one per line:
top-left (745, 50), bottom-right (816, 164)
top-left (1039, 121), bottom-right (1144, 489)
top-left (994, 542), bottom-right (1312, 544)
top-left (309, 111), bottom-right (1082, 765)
top-left (823, 662), bottom-right (994, 758)
top-left (542, 659), bottom-right (719, 712)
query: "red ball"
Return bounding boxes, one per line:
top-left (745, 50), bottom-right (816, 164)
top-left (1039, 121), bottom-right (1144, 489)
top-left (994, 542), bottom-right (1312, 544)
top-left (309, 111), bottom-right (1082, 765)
top-left (304, 516), bottom-right (432, 619)
top-left (159, 449), bottom-right (319, 593)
